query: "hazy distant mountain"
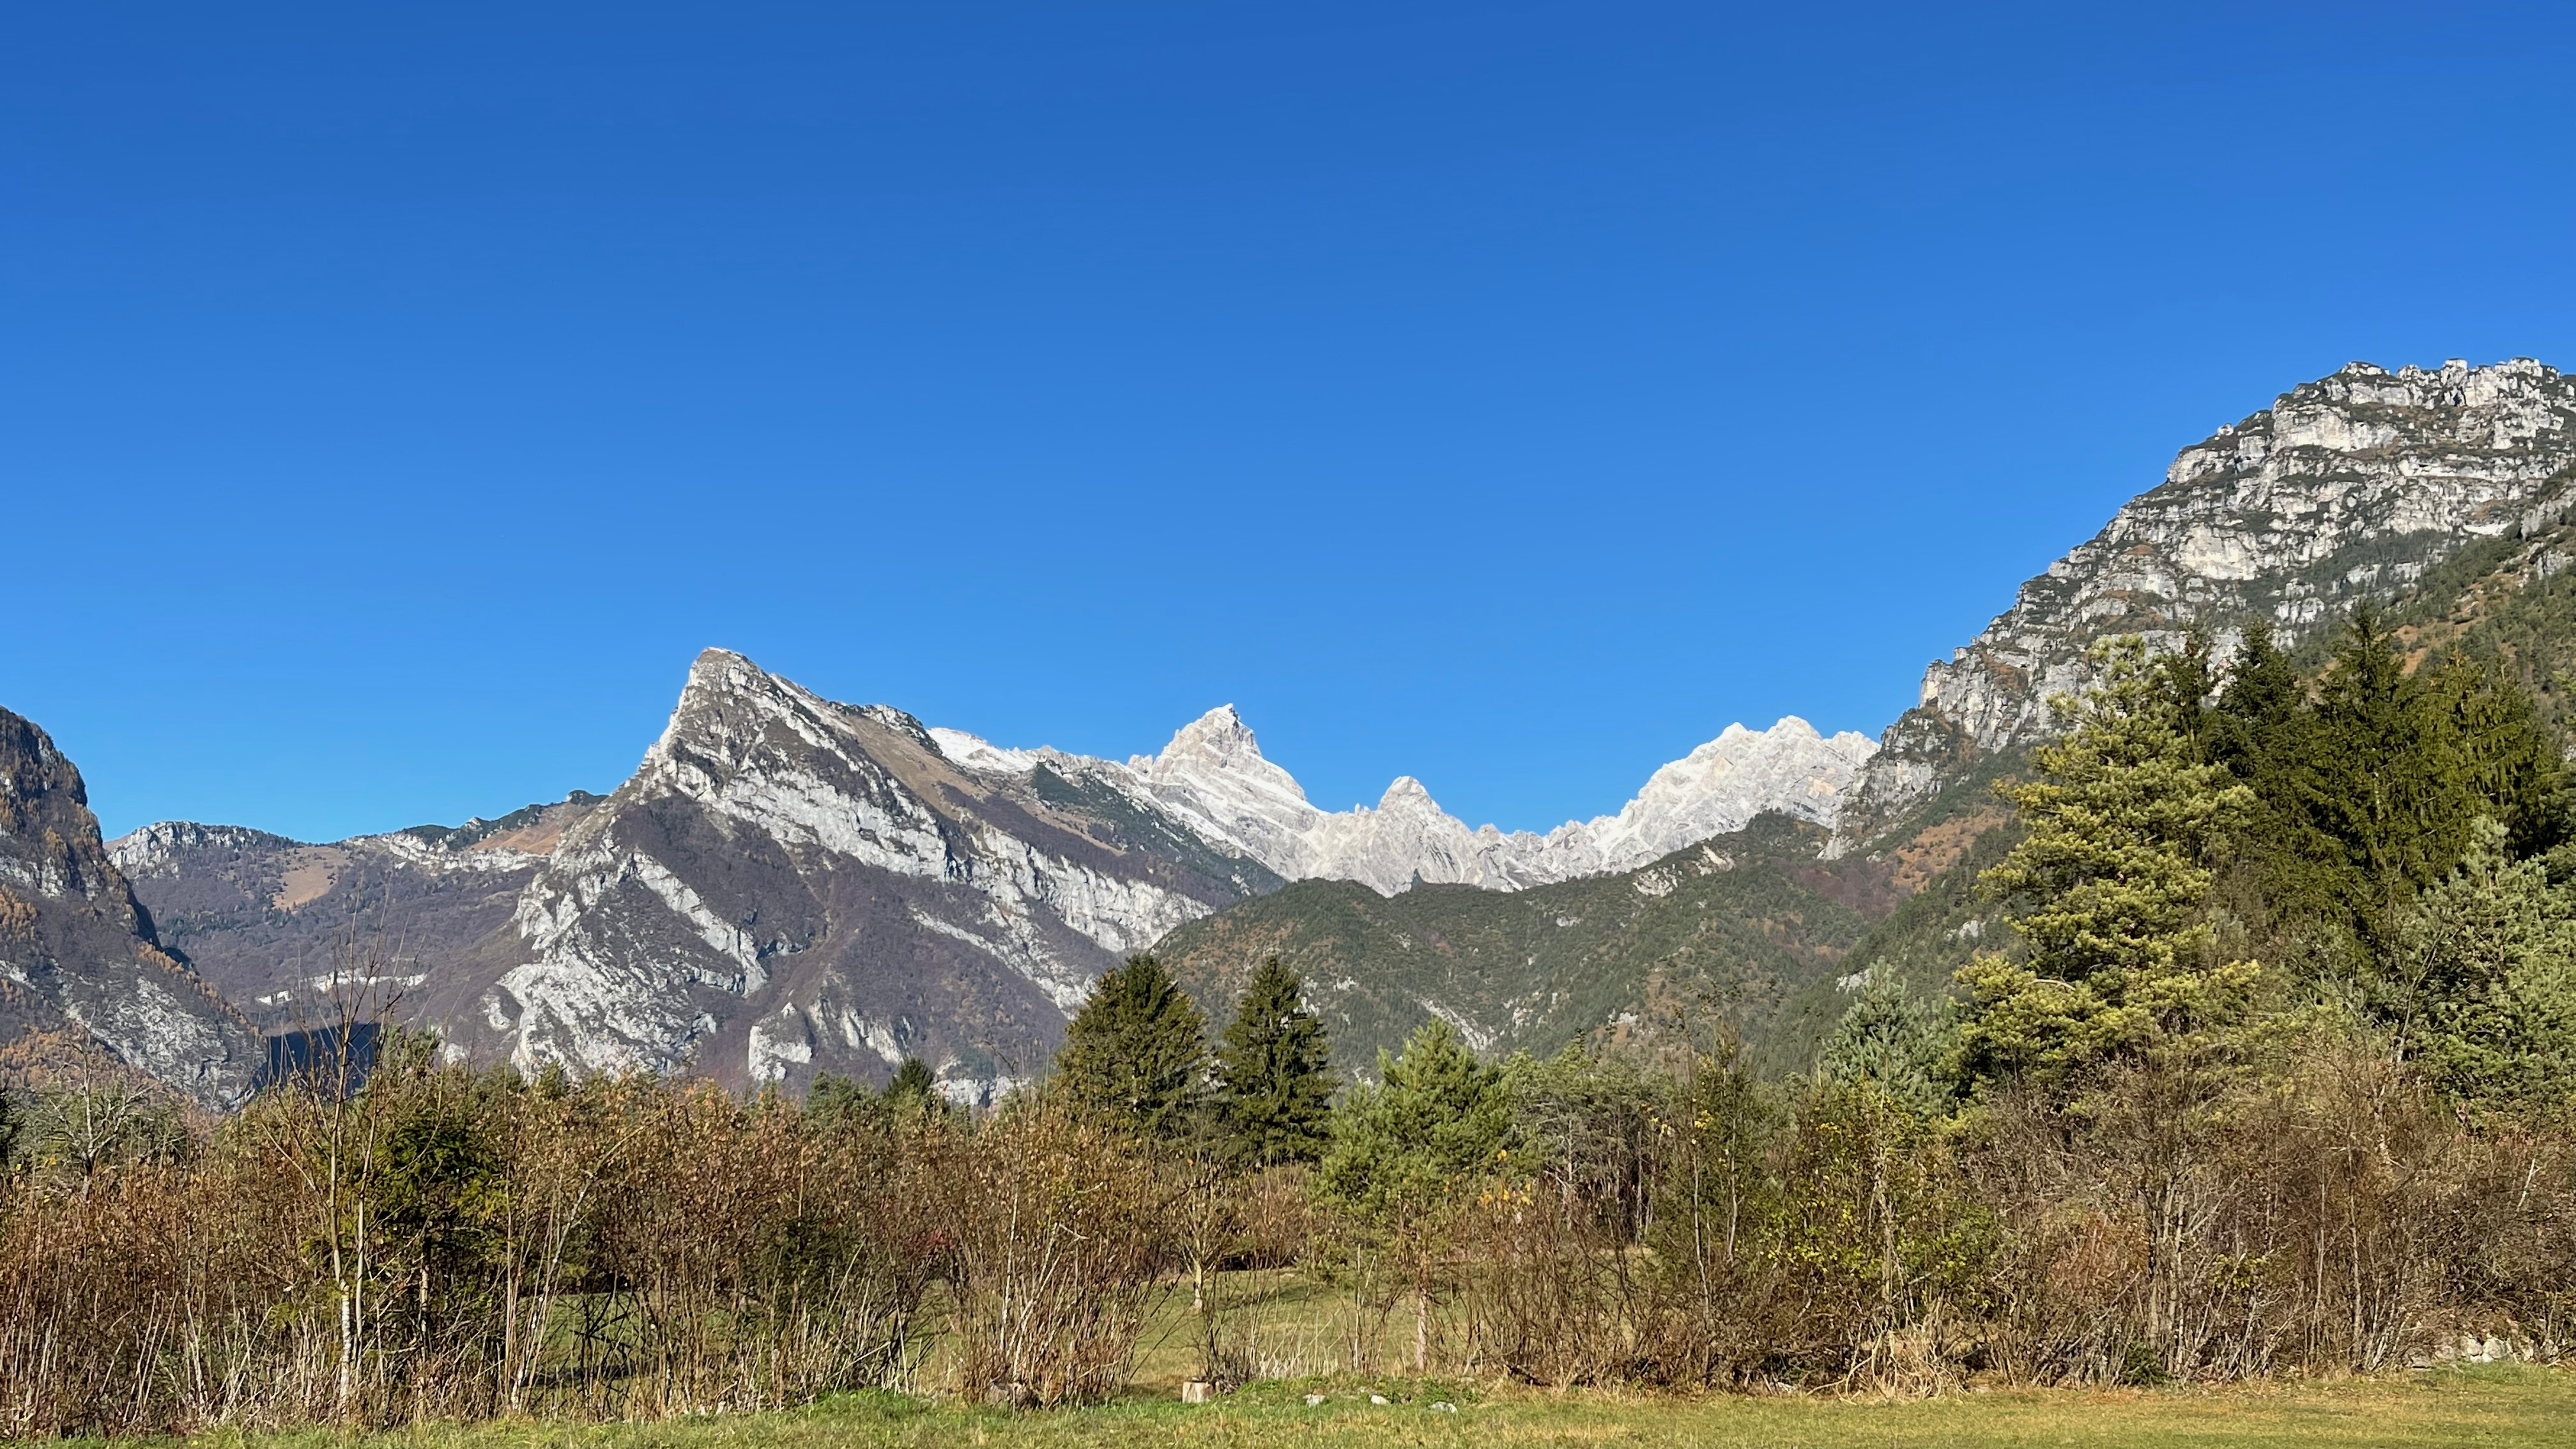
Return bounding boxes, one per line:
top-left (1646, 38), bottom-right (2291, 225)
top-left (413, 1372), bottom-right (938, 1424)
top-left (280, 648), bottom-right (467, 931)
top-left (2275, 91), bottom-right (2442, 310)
top-left (939, 705), bottom-right (1876, 894)
top-left (0, 707), bottom-right (260, 1107)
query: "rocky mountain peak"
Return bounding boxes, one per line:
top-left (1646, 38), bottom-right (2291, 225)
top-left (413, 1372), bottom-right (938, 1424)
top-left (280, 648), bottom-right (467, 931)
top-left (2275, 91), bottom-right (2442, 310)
top-left (1161, 703), bottom-right (1259, 758)
top-left (1846, 356), bottom-right (2576, 835)
top-left (0, 707), bottom-right (259, 1107)
top-left (1137, 705), bottom-right (1303, 796)
top-left (1376, 776), bottom-right (1440, 812)
top-left (447, 650), bottom-right (1275, 1096)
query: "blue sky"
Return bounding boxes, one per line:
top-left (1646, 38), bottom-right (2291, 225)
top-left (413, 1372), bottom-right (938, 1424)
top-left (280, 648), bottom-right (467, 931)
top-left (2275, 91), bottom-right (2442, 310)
top-left (8, 3), bottom-right (2575, 841)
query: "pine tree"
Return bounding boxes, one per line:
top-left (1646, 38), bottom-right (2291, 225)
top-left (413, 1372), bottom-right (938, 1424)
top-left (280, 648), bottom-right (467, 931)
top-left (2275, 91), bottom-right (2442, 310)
top-left (1211, 958), bottom-right (1334, 1167)
top-left (1315, 1020), bottom-right (1514, 1224)
top-left (1054, 954), bottom-right (1209, 1138)
top-left (2388, 820), bottom-right (2576, 1105)
top-left (1956, 636), bottom-right (2259, 1092)
top-left (1816, 964), bottom-right (1955, 1117)
top-left (885, 1056), bottom-right (937, 1104)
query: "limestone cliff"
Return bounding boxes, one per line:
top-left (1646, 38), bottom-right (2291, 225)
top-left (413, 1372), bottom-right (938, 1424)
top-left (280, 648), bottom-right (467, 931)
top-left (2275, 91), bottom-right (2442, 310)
top-left (0, 707), bottom-right (260, 1107)
top-left (1848, 358), bottom-right (2576, 835)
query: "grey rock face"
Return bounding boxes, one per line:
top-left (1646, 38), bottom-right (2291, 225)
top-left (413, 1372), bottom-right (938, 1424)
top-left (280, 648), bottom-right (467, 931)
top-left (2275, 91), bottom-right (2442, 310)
top-left (110, 806), bottom-right (592, 1034)
top-left (123, 652), bottom-right (1873, 1100)
top-left (0, 708), bottom-right (261, 1107)
top-left (441, 650), bottom-right (1278, 1098)
top-left (1850, 358), bottom-right (2576, 831)
top-left (942, 705), bottom-right (1877, 896)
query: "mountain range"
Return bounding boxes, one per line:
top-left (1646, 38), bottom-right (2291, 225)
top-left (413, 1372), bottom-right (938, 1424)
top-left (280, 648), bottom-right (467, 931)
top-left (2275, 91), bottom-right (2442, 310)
top-left (15, 356), bottom-right (2576, 1103)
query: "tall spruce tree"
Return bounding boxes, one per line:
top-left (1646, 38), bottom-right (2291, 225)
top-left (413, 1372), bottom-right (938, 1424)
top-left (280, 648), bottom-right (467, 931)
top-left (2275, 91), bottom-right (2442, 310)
top-left (2209, 621), bottom-right (2348, 928)
top-left (1055, 954), bottom-right (1208, 1137)
top-left (1211, 958), bottom-right (1334, 1167)
top-left (1955, 636), bottom-right (2258, 1092)
top-left (1817, 964), bottom-right (1956, 1117)
top-left (2307, 611), bottom-right (2461, 931)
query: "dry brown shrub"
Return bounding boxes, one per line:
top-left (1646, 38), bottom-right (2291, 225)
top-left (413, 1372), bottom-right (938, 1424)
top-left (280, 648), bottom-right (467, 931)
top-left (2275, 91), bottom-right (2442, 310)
top-left (921, 1098), bottom-right (1177, 1406)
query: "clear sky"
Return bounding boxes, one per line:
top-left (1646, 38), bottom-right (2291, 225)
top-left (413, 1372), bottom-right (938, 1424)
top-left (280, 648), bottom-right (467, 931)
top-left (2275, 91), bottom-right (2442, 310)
top-left (8, 3), bottom-right (2575, 841)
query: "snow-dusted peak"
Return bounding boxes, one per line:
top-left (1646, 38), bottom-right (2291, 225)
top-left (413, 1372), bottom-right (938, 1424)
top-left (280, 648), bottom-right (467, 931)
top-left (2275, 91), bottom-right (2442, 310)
top-left (1142, 703), bottom-right (1264, 767)
top-left (928, 727), bottom-right (1040, 776)
top-left (937, 702), bottom-right (1878, 896)
top-left (1376, 776), bottom-right (1440, 811)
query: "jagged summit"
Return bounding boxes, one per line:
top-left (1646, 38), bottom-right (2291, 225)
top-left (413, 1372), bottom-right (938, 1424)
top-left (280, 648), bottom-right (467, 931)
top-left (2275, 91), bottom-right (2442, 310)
top-left (933, 701), bottom-right (1876, 896)
top-left (1148, 703), bottom-right (1266, 765)
top-left (1847, 355), bottom-right (2576, 833)
top-left (447, 650), bottom-right (1277, 1096)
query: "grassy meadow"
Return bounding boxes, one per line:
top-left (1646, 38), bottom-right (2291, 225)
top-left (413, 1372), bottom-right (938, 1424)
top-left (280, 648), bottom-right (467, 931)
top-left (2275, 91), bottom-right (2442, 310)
top-left (123, 1366), bottom-right (2572, 1449)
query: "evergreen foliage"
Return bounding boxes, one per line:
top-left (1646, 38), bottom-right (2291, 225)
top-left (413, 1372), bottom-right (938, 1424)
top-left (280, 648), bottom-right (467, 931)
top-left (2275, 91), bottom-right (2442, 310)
top-left (2211, 615), bottom-right (2569, 950)
top-left (1210, 957), bottom-right (1335, 1167)
top-left (1955, 637), bottom-right (2259, 1092)
top-left (1054, 954), bottom-right (1208, 1138)
top-left (2385, 820), bottom-right (2576, 1106)
top-left (1815, 964), bottom-right (1956, 1117)
top-left (804, 1071), bottom-right (875, 1126)
top-left (885, 1056), bottom-right (938, 1105)
top-left (1154, 815), bottom-right (1880, 1078)
top-left (1316, 1020), bottom-right (1515, 1226)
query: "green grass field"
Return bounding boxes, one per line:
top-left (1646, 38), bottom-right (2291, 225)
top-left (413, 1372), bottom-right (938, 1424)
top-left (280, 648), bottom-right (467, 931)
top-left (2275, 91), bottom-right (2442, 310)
top-left (141, 1366), bottom-right (2571, 1449)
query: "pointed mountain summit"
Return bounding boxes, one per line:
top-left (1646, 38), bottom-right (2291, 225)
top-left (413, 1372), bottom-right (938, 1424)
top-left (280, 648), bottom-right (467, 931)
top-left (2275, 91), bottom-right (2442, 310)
top-left (421, 650), bottom-right (1279, 1098)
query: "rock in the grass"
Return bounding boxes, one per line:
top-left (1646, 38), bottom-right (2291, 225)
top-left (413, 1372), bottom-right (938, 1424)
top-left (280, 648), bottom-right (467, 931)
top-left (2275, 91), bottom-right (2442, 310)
top-left (1181, 1381), bottom-right (1215, 1404)
top-left (1430, 1401), bottom-right (1459, 1413)
top-left (1369, 1394), bottom-right (1389, 1405)
top-left (1303, 1394), bottom-right (1327, 1407)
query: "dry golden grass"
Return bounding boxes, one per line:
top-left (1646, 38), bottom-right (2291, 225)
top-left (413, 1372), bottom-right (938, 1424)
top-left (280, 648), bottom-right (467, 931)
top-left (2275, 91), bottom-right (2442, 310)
top-left (125, 1364), bottom-right (2573, 1449)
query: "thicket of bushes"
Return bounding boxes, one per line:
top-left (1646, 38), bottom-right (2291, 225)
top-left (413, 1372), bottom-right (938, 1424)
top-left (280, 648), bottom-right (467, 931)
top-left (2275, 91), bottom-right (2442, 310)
top-left (6, 618), bottom-right (2576, 1436)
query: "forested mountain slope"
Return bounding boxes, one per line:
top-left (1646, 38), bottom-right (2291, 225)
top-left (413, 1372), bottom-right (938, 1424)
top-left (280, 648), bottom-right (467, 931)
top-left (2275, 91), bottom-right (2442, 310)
top-left (1153, 815), bottom-right (1903, 1075)
top-left (1159, 358), bottom-right (2576, 1081)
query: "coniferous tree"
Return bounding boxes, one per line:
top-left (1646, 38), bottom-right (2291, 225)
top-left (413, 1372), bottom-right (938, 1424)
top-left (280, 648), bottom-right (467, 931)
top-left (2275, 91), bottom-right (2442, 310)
top-left (805, 1071), bottom-right (878, 1129)
top-left (1211, 958), bottom-right (1334, 1167)
top-left (1315, 1020), bottom-right (1514, 1223)
top-left (2209, 622), bottom-right (2345, 924)
top-left (1054, 954), bottom-right (1208, 1138)
top-left (2306, 611), bottom-right (2462, 930)
top-left (2386, 820), bottom-right (2576, 1105)
top-left (1955, 636), bottom-right (2259, 1092)
top-left (2419, 654), bottom-right (2568, 857)
top-left (885, 1056), bottom-right (938, 1105)
top-left (1816, 964), bottom-right (1956, 1117)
